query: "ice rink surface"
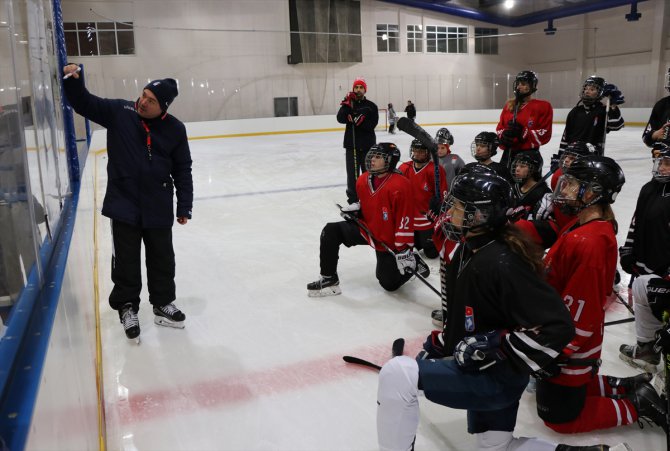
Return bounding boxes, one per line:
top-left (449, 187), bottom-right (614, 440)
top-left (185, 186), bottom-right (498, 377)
top-left (94, 122), bottom-right (662, 450)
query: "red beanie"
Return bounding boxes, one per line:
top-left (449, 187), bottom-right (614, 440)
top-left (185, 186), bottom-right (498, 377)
top-left (352, 78), bottom-right (367, 92)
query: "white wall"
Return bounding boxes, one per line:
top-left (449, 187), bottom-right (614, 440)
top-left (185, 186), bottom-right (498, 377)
top-left (60, 0), bottom-right (669, 123)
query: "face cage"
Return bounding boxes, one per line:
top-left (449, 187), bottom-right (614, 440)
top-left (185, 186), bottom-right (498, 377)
top-left (471, 140), bottom-right (492, 161)
top-left (365, 150), bottom-right (390, 175)
top-left (559, 151), bottom-right (581, 171)
top-left (580, 83), bottom-right (603, 105)
top-left (652, 157), bottom-right (670, 183)
top-left (439, 194), bottom-right (491, 241)
top-left (411, 148), bottom-right (430, 164)
top-left (511, 160), bottom-right (535, 184)
top-left (552, 174), bottom-right (604, 214)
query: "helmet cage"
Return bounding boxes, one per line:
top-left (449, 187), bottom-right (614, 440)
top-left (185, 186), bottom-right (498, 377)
top-left (439, 193), bottom-right (491, 241)
top-left (471, 140), bottom-right (493, 161)
top-left (559, 142), bottom-right (595, 171)
top-left (580, 77), bottom-right (605, 106)
top-left (410, 140), bottom-right (430, 164)
top-left (511, 155), bottom-right (541, 184)
top-left (435, 128), bottom-right (454, 146)
top-left (365, 144), bottom-right (400, 175)
top-left (652, 156), bottom-right (670, 183)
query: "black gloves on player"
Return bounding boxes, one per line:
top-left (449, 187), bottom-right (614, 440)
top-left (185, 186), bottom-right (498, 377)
top-left (500, 121), bottom-right (523, 147)
top-left (417, 330), bottom-right (446, 360)
top-left (340, 91), bottom-right (357, 108)
top-left (618, 246), bottom-right (636, 275)
top-left (550, 152), bottom-right (561, 172)
top-left (647, 277), bottom-right (670, 322)
top-left (602, 83), bottom-right (625, 105)
top-left (346, 113), bottom-right (365, 126)
top-left (454, 330), bottom-right (507, 372)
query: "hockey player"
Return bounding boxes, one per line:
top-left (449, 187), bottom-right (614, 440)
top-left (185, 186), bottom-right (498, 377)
top-left (558, 76), bottom-right (624, 157)
top-left (619, 143), bottom-right (670, 372)
top-left (376, 171), bottom-right (631, 451)
top-left (434, 127), bottom-right (465, 187)
top-left (537, 155), bottom-right (667, 434)
top-left (510, 150), bottom-right (551, 220)
top-left (496, 70), bottom-right (553, 169)
top-left (336, 78), bottom-right (379, 204)
top-left (398, 140), bottom-right (447, 259)
top-left (307, 143), bottom-right (429, 297)
top-left (643, 68), bottom-right (670, 147)
top-left (467, 131), bottom-right (511, 181)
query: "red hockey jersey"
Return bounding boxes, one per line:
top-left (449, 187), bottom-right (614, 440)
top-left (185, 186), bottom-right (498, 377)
top-left (543, 219), bottom-right (618, 387)
top-left (398, 161), bottom-right (448, 231)
top-left (496, 99), bottom-right (553, 150)
top-left (357, 172), bottom-right (414, 252)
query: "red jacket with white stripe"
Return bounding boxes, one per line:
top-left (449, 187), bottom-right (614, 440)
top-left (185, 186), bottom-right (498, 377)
top-left (543, 218), bottom-right (618, 387)
top-left (357, 172), bottom-right (414, 252)
top-left (398, 161), bottom-right (448, 231)
top-left (496, 98), bottom-right (553, 151)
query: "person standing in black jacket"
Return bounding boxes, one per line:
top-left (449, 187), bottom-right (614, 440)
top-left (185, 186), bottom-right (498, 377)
top-left (404, 100), bottom-right (416, 122)
top-left (63, 64), bottom-right (193, 343)
top-left (643, 68), bottom-right (670, 147)
top-left (336, 78), bottom-right (378, 205)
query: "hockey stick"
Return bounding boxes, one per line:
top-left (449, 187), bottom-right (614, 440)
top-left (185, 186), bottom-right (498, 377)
top-left (397, 117), bottom-right (438, 154)
top-left (336, 204), bottom-right (441, 297)
top-left (517, 165), bottom-right (559, 203)
top-left (604, 317), bottom-right (635, 327)
top-left (343, 338), bottom-right (406, 372)
top-left (601, 95), bottom-right (611, 154)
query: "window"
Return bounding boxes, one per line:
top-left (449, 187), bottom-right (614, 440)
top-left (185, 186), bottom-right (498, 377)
top-left (447, 27), bottom-right (468, 53)
top-left (64, 21), bottom-right (135, 57)
top-left (376, 24), bottom-right (399, 52)
top-left (426, 25), bottom-right (447, 53)
top-left (475, 27), bottom-right (498, 55)
top-left (407, 24), bottom-right (423, 53)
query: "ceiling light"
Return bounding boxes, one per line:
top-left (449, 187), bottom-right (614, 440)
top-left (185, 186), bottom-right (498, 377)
top-left (504, 0), bottom-right (515, 9)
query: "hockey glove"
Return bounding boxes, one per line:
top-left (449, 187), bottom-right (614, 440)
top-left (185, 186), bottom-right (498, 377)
top-left (428, 196), bottom-right (442, 218)
top-left (654, 324), bottom-right (670, 354)
top-left (618, 246), bottom-right (636, 275)
top-left (550, 153), bottom-right (561, 172)
top-left (354, 114), bottom-right (366, 126)
top-left (506, 205), bottom-right (530, 222)
top-left (340, 91), bottom-right (357, 108)
top-left (454, 331), bottom-right (507, 372)
top-left (535, 192), bottom-right (554, 220)
top-left (603, 83), bottom-right (625, 105)
top-left (647, 277), bottom-right (670, 322)
top-left (417, 330), bottom-right (447, 360)
top-left (395, 248), bottom-right (416, 275)
top-left (339, 202), bottom-right (361, 222)
top-left (531, 359), bottom-right (562, 380)
top-left (507, 121), bottom-right (524, 138)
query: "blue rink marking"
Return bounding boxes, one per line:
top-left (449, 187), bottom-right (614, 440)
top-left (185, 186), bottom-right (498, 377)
top-left (195, 183), bottom-right (346, 201)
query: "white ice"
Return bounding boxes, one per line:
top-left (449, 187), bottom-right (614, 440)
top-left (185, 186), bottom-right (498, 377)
top-left (94, 122), bottom-right (661, 450)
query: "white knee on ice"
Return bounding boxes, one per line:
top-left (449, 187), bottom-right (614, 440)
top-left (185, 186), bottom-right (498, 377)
top-left (476, 430), bottom-right (556, 451)
top-left (377, 356), bottom-right (420, 451)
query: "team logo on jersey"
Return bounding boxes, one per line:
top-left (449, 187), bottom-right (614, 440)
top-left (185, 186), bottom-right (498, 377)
top-left (464, 305), bottom-right (475, 332)
top-left (527, 120), bottom-right (534, 127)
top-left (382, 207), bottom-right (389, 221)
top-left (423, 183), bottom-right (429, 192)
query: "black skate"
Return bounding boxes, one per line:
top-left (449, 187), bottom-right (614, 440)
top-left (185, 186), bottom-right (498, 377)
top-left (606, 372), bottom-right (653, 390)
top-left (307, 274), bottom-right (341, 297)
top-left (413, 252), bottom-right (430, 278)
top-left (627, 381), bottom-right (667, 431)
top-left (619, 342), bottom-right (660, 373)
top-left (555, 444), bottom-right (631, 451)
top-left (153, 303), bottom-right (186, 329)
top-left (119, 303), bottom-right (140, 343)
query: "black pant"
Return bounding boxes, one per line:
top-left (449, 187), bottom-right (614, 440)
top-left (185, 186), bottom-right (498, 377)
top-left (415, 229), bottom-right (438, 259)
top-left (388, 123), bottom-right (395, 134)
top-left (345, 147), bottom-right (368, 204)
top-left (109, 219), bottom-right (176, 311)
top-left (320, 221), bottom-right (412, 291)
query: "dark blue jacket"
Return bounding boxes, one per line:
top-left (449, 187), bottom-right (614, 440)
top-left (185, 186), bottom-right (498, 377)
top-left (64, 79), bottom-right (193, 228)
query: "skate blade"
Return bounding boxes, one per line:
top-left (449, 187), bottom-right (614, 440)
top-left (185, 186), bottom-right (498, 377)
top-left (619, 354), bottom-right (659, 373)
top-left (127, 335), bottom-right (140, 344)
top-left (154, 316), bottom-right (185, 329)
top-left (307, 286), bottom-right (342, 297)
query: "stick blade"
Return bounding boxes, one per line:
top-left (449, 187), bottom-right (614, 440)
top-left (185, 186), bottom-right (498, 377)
top-left (343, 355), bottom-right (382, 371)
top-left (392, 338), bottom-right (405, 357)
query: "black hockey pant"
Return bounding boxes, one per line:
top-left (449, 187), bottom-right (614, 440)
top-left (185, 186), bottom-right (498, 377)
top-left (345, 147), bottom-right (368, 204)
top-left (109, 219), bottom-right (176, 312)
top-left (414, 229), bottom-right (438, 259)
top-left (320, 221), bottom-right (413, 291)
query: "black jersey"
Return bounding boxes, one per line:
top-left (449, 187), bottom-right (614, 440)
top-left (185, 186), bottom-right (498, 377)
top-left (513, 181), bottom-right (551, 220)
top-left (643, 96), bottom-right (670, 147)
top-left (440, 233), bottom-right (574, 374)
top-left (560, 102), bottom-right (623, 152)
top-left (624, 180), bottom-right (670, 275)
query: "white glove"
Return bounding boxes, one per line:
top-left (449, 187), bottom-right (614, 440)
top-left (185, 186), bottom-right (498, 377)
top-left (395, 249), bottom-right (416, 275)
top-left (340, 202), bottom-right (360, 221)
top-left (536, 193), bottom-right (554, 220)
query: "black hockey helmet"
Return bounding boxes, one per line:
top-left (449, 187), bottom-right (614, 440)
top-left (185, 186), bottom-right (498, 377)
top-left (652, 142), bottom-right (670, 183)
top-left (665, 68), bottom-right (670, 93)
top-left (440, 171), bottom-right (513, 241)
top-left (581, 76), bottom-right (606, 106)
top-left (365, 142), bottom-right (401, 175)
top-left (471, 131), bottom-right (499, 160)
top-left (553, 155), bottom-right (625, 214)
top-left (560, 141), bottom-right (597, 171)
top-left (514, 70), bottom-right (538, 97)
top-left (511, 150), bottom-right (543, 184)
top-left (410, 139), bottom-right (430, 163)
top-left (459, 162), bottom-right (497, 177)
top-left (435, 127), bottom-right (454, 146)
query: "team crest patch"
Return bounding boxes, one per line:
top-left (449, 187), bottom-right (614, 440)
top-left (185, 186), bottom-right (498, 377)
top-left (382, 207), bottom-right (389, 221)
top-left (423, 183), bottom-right (429, 191)
top-left (593, 117), bottom-right (599, 127)
top-left (465, 306), bottom-right (475, 332)
top-left (527, 120), bottom-right (534, 127)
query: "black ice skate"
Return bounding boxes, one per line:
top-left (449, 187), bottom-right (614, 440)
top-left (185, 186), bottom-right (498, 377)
top-left (555, 443), bottom-right (631, 451)
top-left (413, 252), bottom-right (430, 278)
top-left (307, 274), bottom-right (341, 297)
top-left (153, 303), bottom-right (186, 329)
top-left (120, 303), bottom-right (140, 343)
top-left (606, 372), bottom-right (653, 391)
top-left (619, 342), bottom-right (660, 373)
top-left (627, 381), bottom-right (667, 432)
